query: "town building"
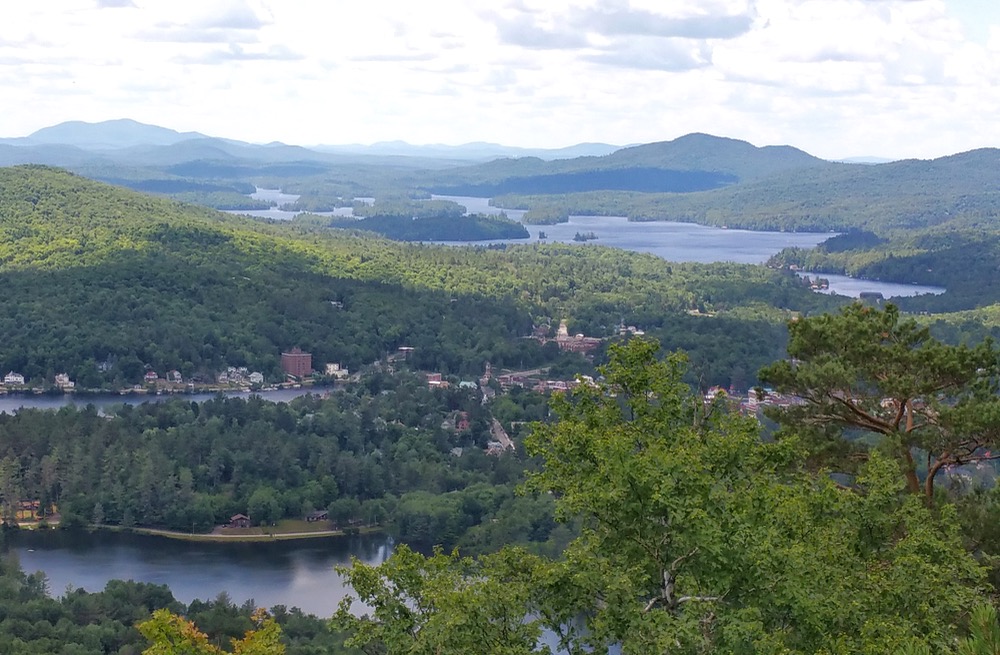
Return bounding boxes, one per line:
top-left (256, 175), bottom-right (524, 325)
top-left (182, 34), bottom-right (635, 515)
top-left (281, 347), bottom-right (312, 378)
top-left (325, 363), bottom-right (349, 379)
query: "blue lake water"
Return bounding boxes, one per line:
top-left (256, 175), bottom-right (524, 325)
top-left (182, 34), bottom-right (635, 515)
top-left (0, 387), bottom-right (317, 415)
top-left (230, 191), bottom-right (946, 298)
top-left (11, 529), bottom-right (390, 617)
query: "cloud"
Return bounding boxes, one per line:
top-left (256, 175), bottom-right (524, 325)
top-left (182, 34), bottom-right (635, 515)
top-left (94, 0), bottom-right (136, 7)
top-left (350, 52), bottom-right (437, 63)
top-left (174, 44), bottom-right (302, 64)
top-left (569, 2), bottom-right (754, 40)
top-left (585, 38), bottom-right (713, 71)
top-left (190, 1), bottom-right (265, 30)
top-left (493, 14), bottom-right (591, 49)
top-left (137, 0), bottom-right (267, 42)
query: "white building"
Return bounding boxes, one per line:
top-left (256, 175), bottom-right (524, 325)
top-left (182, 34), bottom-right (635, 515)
top-left (4, 371), bottom-right (24, 385)
top-left (54, 373), bottom-right (75, 389)
top-left (325, 363), bottom-right (349, 379)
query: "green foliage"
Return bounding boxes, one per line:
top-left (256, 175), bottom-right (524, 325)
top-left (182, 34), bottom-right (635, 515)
top-left (334, 339), bottom-right (988, 654)
top-left (0, 552), bottom-right (353, 654)
top-left (138, 607), bottom-right (285, 655)
top-left (0, 381), bottom-right (559, 546)
top-left (295, 211), bottom-right (529, 241)
top-left (333, 545), bottom-right (544, 655)
top-left (759, 303), bottom-right (1000, 499)
top-left (0, 165), bottom-right (835, 389)
top-left (521, 338), bottom-right (988, 653)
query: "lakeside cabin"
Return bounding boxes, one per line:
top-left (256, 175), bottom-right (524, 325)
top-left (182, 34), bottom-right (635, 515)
top-left (305, 510), bottom-right (329, 522)
top-left (228, 513), bottom-right (251, 529)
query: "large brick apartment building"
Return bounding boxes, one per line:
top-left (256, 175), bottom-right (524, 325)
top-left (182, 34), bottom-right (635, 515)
top-left (281, 347), bottom-right (312, 378)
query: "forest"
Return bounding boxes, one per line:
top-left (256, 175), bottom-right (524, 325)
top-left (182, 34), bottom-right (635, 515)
top-left (0, 166), bottom-right (841, 389)
top-left (293, 212), bottom-right (530, 242)
top-left (0, 375), bottom-right (564, 554)
top-left (14, 322), bottom-right (1000, 654)
top-left (5, 156), bottom-right (1000, 652)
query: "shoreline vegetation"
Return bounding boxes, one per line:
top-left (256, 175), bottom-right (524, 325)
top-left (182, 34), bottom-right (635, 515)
top-left (12, 519), bottom-right (382, 543)
top-left (0, 380), bottom-right (331, 399)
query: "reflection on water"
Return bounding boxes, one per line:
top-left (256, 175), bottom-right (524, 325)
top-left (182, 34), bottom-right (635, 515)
top-left (11, 529), bottom-right (391, 617)
top-left (0, 388), bottom-right (319, 416)
top-left (798, 271), bottom-right (945, 298)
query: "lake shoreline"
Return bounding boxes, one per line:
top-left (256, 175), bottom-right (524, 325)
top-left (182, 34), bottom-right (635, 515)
top-left (10, 522), bottom-right (383, 544)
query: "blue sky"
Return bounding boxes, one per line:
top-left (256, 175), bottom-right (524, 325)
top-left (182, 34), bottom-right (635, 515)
top-left (3, 0), bottom-right (999, 159)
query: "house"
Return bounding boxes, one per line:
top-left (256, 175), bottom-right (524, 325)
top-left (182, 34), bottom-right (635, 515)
top-left (305, 510), bottom-right (329, 522)
top-left (3, 371), bottom-right (24, 385)
top-left (54, 373), bottom-right (75, 389)
top-left (455, 411), bottom-right (470, 432)
top-left (248, 371), bottom-right (264, 385)
top-left (325, 363), bottom-right (349, 379)
top-left (167, 370), bottom-right (183, 383)
top-left (144, 371), bottom-right (159, 383)
top-left (228, 513), bottom-right (251, 529)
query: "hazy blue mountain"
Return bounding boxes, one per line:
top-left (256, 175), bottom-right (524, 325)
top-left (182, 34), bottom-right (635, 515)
top-left (0, 143), bottom-right (110, 167)
top-left (420, 133), bottom-right (830, 195)
top-left (837, 156), bottom-right (896, 164)
top-left (601, 133), bottom-right (826, 180)
top-left (2, 119), bottom-right (207, 150)
top-left (311, 140), bottom-right (622, 161)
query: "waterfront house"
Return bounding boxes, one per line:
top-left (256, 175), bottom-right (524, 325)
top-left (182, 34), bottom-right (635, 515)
top-left (305, 510), bottom-right (329, 522)
top-left (228, 513), bottom-right (251, 528)
top-left (3, 371), bottom-right (24, 385)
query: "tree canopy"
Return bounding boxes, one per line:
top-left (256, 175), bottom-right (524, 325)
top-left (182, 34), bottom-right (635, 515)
top-left (335, 338), bottom-right (989, 654)
top-left (759, 303), bottom-right (1000, 499)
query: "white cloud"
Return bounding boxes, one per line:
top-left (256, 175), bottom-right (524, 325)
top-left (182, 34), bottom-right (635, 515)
top-left (0, 0), bottom-right (997, 159)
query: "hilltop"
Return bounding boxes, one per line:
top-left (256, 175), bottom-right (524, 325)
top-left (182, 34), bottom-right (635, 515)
top-left (421, 133), bottom-right (828, 196)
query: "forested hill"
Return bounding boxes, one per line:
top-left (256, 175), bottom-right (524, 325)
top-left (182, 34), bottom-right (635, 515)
top-left (0, 166), bottom-right (834, 387)
top-left (422, 133), bottom-right (829, 196)
top-left (492, 147), bottom-right (1000, 234)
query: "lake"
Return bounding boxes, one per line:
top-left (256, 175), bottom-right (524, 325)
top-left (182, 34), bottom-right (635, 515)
top-left (9, 530), bottom-right (600, 652)
top-left (10, 529), bottom-right (390, 617)
top-left (798, 272), bottom-right (945, 298)
top-left (232, 192), bottom-right (945, 297)
top-left (0, 388), bottom-right (319, 415)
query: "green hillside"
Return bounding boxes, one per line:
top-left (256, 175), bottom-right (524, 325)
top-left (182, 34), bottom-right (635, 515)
top-left (420, 133), bottom-right (827, 196)
top-left (493, 148), bottom-right (1000, 233)
top-left (0, 166), bottom-right (836, 388)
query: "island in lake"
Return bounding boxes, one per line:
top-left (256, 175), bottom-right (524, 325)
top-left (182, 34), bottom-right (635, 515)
top-left (295, 212), bottom-right (530, 241)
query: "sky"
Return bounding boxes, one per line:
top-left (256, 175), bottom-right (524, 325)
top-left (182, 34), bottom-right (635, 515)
top-left (3, 0), bottom-right (1000, 159)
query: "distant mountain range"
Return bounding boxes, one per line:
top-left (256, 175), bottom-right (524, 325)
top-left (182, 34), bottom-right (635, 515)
top-left (0, 119), bottom-right (207, 150)
top-left (0, 119), bottom-right (619, 163)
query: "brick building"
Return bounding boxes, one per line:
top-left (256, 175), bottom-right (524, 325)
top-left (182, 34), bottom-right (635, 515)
top-left (281, 347), bottom-right (312, 378)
